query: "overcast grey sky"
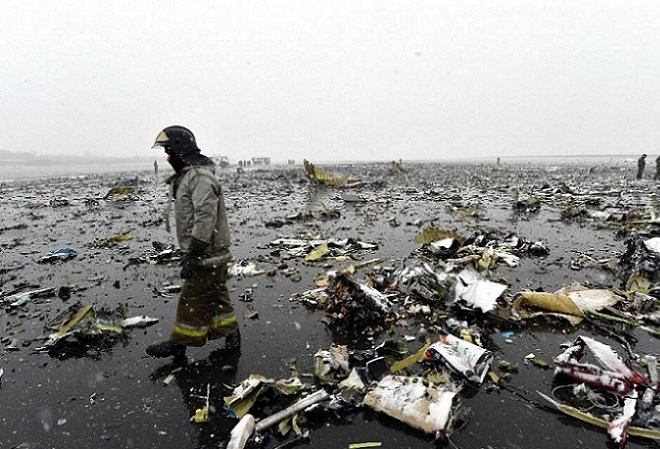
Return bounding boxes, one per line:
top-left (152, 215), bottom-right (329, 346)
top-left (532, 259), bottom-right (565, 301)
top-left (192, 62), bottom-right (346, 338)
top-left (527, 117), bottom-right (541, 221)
top-left (1, 1), bottom-right (659, 162)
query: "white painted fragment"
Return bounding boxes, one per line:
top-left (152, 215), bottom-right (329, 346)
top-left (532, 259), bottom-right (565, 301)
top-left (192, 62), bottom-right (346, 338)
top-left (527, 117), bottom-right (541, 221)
top-left (363, 375), bottom-right (457, 434)
top-left (454, 267), bottom-right (507, 313)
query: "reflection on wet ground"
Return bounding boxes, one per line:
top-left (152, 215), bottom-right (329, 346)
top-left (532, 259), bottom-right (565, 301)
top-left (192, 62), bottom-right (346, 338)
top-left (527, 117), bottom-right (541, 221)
top-left (0, 161), bottom-right (657, 448)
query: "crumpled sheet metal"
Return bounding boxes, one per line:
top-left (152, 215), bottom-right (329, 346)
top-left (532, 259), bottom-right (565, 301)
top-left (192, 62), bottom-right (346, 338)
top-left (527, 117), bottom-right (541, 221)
top-left (1, 284), bottom-right (81, 307)
top-left (552, 336), bottom-right (652, 446)
top-left (363, 375), bottom-right (458, 435)
top-left (462, 230), bottom-right (549, 256)
top-left (416, 229), bottom-right (546, 271)
top-left (303, 160), bottom-right (346, 187)
top-left (554, 336), bottom-right (647, 395)
top-left (619, 233), bottom-right (660, 285)
top-left (318, 272), bottom-right (394, 332)
top-left (513, 292), bottom-right (584, 325)
top-left (35, 304), bottom-right (158, 352)
top-left (225, 384), bottom-right (329, 448)
top-left (413, 228), bottom-right (465, 245)
top-left (554, 284), bottom-right (622, 312)
top-left (224, 375), bottom-right (272, 419)
top-left (224, 374), bottom-right (304, 419)
top-left (513, 286), bottom-right (622, 325)
top-left (104, 185), bottom-right (137, 200)
top-left (306, 242), bottom-right (329, 261)
top-left (314, 345), bottom-right (350, 384)
top-left (269, 236), bottom-right (378, 260)
top-left (396, 261), bottom-right (506, 313)
top-left (394, 263), bottom-right (448, 302)
top-left (513, 194), bottom-right (541, 213)
top-left (454, 267), bottom-right (507, 313)
top-left (538, 392), bottom-right (660, 442)
top-left (425, 334), bottom-right (493, 385)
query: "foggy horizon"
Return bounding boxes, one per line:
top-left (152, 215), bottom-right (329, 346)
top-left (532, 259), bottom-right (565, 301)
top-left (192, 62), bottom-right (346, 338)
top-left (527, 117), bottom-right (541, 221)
top-left (2, 1), bottom-right (660, 162)
top-left (0, 148), bottom-right (647, 167)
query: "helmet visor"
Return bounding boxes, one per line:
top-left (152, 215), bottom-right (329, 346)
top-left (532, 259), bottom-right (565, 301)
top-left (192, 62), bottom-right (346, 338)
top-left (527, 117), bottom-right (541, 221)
top-left (151, 130), bottom-right (170, 150)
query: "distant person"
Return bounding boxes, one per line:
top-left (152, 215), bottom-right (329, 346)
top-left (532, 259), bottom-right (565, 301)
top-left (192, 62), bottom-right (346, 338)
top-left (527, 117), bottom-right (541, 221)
top-left (154, 160), bottom-right (159, 175)
top-left (389, 160), bottom-right (405, 174)
top-left (147, 125), bottom-right (240, 359)
top-left (636, 154), bottom-right (647, 179)
top-left (655, 155), bottom-right (660, 181)
top-left (496, 157), bottom-right (501, 166)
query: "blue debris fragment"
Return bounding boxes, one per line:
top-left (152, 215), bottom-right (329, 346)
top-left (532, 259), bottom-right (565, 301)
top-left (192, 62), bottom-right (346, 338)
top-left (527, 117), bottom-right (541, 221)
top-left (38, 248), bottom-right (78, 263)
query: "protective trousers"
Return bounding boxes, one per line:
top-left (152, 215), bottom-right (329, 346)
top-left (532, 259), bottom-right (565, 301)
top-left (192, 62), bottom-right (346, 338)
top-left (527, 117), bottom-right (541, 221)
top-left (170, 264), bottom-right (237, 346)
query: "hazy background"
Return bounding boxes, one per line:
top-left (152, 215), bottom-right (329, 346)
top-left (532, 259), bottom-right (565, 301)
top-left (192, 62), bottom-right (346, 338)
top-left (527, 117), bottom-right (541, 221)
top-left (1, 0), bottom-right (660, 163)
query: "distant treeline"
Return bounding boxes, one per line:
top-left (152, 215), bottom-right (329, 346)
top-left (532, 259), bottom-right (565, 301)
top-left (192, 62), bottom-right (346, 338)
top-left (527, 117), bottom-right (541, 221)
top-left (0, 149), bottom-right (35, 161)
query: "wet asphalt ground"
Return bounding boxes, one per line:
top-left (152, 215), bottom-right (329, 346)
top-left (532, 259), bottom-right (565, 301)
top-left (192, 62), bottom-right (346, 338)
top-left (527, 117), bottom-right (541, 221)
top-left (0, 161), bottom-right (658, 449)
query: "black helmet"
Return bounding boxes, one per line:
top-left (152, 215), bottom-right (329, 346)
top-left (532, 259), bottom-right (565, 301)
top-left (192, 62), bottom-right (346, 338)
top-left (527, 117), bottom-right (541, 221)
top-left (152, 125), bottom-right (214, 173)
top-left (152, 126), bottom-right (200, 158)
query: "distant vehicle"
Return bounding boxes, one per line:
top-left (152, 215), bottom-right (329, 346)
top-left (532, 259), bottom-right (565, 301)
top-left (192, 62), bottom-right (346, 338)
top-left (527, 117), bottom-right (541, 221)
top-left (251, 156), bottom-right (271, 165)
top-left (212, 155), bottom-right (230, 168)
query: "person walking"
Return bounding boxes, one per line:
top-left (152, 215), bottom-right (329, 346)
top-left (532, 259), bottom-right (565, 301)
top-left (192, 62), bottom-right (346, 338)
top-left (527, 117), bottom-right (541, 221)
top-left (636, 154), bottom-right (647, 179)
top-left (147, 125), bottom-right (240, 359)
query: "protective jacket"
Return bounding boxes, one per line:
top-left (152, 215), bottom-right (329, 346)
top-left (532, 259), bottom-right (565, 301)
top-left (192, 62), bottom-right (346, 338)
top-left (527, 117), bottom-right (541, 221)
top-left (167, 165), bottom-right (231, 259)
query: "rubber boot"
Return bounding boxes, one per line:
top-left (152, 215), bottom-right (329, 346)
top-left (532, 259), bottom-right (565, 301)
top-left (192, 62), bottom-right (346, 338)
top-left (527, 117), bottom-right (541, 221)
top-left (146, 341), bottom-right (186, 359)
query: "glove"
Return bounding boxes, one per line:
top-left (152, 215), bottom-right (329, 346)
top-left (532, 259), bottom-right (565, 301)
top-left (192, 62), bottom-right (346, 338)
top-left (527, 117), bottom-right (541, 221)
top-left (180, 237), bottom-right (209, 279)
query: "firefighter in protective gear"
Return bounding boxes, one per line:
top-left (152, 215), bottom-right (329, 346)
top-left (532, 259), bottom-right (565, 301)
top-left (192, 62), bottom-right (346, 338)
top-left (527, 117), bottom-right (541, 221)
top-left (146, 126), bottom-right (240, 358)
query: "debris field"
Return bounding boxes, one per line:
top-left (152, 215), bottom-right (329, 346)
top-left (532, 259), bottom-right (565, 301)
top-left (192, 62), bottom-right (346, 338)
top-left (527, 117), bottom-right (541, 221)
top-left (0, 160), bottom-right (658, 449)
